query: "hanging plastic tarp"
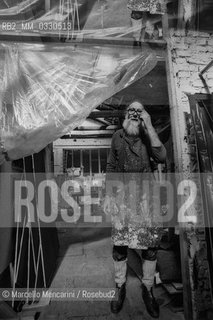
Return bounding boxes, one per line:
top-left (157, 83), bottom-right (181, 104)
top-left (0, 0), bottom-right (43, 17)
top-left (0, 0), bottom-right (152, 41)
top-left (0, 42), bottom-right (157, 163)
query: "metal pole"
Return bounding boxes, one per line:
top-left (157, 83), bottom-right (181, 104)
top-left (199, 60), bottom-right (213, 77)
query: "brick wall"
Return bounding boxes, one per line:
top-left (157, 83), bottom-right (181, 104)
top-left (170, 30), bottom-right (213, 111)
top-left (168, 30), bottom-right (213, 319)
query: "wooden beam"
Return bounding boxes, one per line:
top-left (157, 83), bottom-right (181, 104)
top-left (177, 0), bottom-right (197, 30)
top-left (164, 11), bottom-right (194, 320)
top-left (44, 144), bottom-right (53, 175)
top-left (54, 138), bottom-right (111, 148)
top-left (89, 110), bottom-right (169, 118)
top-left (45, 0), bottom-right (50, 12)
top-left (61, 130), bottom-right (115, 136)
top-left (162, 10), bottom-right (169, 39)
top-left (98, 149), bottom-right (101, 173)
top-left (89, 111), bottom-right (123, 118)
top-left (177, 0), bottom-right (185, 30)
top-left (89, 149), bottom-right (92, 177)
top-left (0, 33), bottom-right (166, 56)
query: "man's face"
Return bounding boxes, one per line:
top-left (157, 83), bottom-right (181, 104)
top-left (123, 101), bottom-right (144, 136)
top-left (126, 101), bottom-right (144, 125)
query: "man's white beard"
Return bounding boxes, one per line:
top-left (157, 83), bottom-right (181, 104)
top-left (123, 118), bottom-right (140, 136)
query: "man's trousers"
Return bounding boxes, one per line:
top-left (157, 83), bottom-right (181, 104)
top-left (113, 245), bottom-right (157, 290)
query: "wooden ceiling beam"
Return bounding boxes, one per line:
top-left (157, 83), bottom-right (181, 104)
top-left (0, 34), bottom-right (167, 60)
top-left (89, 110), bottom-right (169, 119)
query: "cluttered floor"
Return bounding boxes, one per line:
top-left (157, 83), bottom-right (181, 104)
top-left (38, 225), bottom-right (184, 320)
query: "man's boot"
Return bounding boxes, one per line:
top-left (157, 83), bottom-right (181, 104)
top-left (142, 284), bottom-right (159, 318)
top-left (111, 283), bottom-right (126, 313)
top-left (111, 259), bottom-right (127, 313)
top-left (142, 257), bottom-right (159, 318)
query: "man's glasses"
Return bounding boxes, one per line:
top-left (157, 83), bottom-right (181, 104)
top-left (127, 108), bottom-right (143, 115)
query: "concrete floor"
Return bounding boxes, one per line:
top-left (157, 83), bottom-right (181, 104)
top-left (39, 227), bottom-right (184, 320)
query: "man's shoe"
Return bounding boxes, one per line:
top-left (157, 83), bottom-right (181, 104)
top-left (111, 283), bottom-right (126, 313)
top-left (142, 285), bottom-right (159, 318)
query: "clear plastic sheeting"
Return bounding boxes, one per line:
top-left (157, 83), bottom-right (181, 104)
top-left (0, 0), bottom-right (165, 41)
top-left (0, 0), bottom-right (141, 41)
top-left (0, 42), bottom-right (157, 163)
top-left (0, 0), bottom-right (41, 15)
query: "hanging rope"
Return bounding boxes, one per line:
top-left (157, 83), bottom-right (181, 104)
top-left (12, 167), bottom-right (26, 308)
top-left (12, 155), bottom-right (47, 308)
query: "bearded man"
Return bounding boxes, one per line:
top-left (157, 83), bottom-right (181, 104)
top-left (104, 100), bottom-right (166, 318)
